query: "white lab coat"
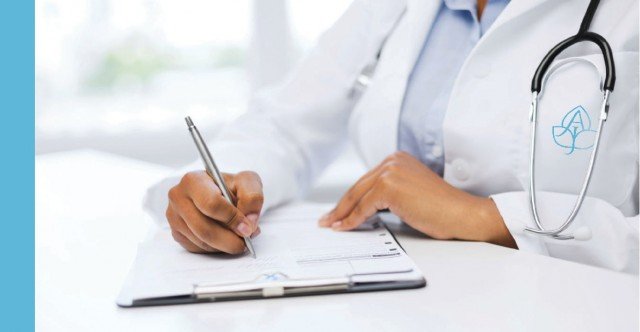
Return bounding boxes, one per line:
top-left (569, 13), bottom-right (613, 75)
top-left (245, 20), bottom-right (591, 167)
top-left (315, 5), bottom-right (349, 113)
top-left (145, 0), bottom-right (639, 274)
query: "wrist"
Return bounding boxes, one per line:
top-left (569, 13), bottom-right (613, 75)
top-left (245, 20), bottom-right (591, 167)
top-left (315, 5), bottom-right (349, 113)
top-left (458, 197), bottom-right (517, 248)
top-left (478, 197), bottom-right (517, 248)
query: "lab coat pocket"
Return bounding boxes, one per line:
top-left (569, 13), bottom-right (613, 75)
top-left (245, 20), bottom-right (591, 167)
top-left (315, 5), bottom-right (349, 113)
top-left (533, 51), bottom-right (638, 209)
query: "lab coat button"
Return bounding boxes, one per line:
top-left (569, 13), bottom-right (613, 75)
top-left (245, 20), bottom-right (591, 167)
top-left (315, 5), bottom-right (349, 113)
top-left (431, 145), bottom-right (443, 158)
top-left (451, 159), bottom-right (470, 181)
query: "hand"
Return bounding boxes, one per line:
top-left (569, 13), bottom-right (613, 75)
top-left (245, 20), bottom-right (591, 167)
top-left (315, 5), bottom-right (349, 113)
top-left (166, 170), bottom-right (264, 254)
top-left (318, 152), bottom-right (516, 248)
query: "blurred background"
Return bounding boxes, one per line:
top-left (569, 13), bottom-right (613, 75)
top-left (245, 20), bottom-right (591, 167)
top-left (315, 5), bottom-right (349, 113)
top-left (36, 0), bottom-right (352, 167)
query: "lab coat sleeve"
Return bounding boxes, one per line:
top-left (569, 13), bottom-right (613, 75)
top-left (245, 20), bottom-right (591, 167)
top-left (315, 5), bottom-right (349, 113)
top-left (491, 191), bottom-right (639, 274)
top-left (143, 0), bottom-right (392, 226)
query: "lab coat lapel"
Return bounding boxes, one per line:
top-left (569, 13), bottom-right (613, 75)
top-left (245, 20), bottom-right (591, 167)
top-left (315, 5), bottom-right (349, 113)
top-left (488, 0), bottom-right (554, 34)
top-left (353, 0), bottom-right (554, 168)
top-left (351, 0), bottom-right (440, 167)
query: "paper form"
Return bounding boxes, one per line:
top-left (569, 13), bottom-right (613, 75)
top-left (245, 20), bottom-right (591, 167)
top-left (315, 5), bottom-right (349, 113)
top-left (118, 203), bottom-right (418, 302)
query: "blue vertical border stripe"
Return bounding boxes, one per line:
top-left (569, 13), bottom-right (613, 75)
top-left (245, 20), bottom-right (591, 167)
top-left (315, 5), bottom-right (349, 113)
top-left (0, 1), bottom-right (35, 330)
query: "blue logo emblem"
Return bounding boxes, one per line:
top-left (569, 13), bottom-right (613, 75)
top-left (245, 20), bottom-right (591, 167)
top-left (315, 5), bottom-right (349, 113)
top-left (552, 106), bottom-right (596, 155)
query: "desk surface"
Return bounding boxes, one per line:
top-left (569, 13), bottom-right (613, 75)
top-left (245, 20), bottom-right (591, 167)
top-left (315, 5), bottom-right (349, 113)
top-left (36, 150), bottom-right (639, 332)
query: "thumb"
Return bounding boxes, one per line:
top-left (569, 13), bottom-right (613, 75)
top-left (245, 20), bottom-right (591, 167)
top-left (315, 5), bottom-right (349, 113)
top-left (233, 171), bottom-right (264, 232)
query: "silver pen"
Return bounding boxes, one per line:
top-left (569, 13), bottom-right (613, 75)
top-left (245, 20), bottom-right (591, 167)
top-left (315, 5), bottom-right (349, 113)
top-left (185, 116), bottom-right (256, 258)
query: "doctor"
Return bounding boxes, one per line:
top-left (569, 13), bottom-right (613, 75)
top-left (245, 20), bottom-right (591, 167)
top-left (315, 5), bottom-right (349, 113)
top-left (147, 0), bottom-right (639, 273)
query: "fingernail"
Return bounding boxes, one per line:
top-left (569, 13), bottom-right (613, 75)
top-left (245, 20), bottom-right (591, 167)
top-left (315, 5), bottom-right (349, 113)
top-left (318, 213), bottom-right (331, 226)
top-left (331, 221), bottom-right (342, 230)
top-left (237, 222), bottom-right (252, 237)
top-left (247, 213), bottom-right (259, 225)
top-left (251, 227), bottom-right (261, 239)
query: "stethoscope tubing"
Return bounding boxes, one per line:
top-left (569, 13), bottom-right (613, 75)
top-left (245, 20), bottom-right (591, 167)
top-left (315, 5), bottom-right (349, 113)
top-left (525, 90), bottom-right (610, 240)
top-left (525, 0), bottom-right (615, 240)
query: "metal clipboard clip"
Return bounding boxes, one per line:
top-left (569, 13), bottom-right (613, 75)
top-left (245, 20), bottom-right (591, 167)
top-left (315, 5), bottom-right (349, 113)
top-left (193, 272), bottom-right (351, 301)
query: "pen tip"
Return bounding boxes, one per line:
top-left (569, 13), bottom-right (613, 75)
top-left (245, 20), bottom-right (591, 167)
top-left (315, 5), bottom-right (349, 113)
top-left (185, 116), bottom-right (194, 127)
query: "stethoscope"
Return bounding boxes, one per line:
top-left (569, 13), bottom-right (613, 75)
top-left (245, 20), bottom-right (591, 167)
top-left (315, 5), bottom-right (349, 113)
top-left (526, 0), bottom-right (615, 241)
top-left (352, 0), bottom-right (615, 241)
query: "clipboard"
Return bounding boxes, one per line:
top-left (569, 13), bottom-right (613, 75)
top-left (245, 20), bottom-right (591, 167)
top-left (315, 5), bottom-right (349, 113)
top-left (116, 204), bottom-right (427, 307)
top-left (118, 269), bottom-right (425, 307)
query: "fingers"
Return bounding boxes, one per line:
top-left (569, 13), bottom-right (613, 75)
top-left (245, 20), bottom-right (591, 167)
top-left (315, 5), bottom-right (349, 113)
top-left (166, 170), bottom-right (264, 256)
top-left (318, 164), bottom-right (384, 227)
top-left (166, 206), bottom-right (217, 253)
top-left (331, 189), bottom-right (388, 231)
top-left (251, 226), bottom-right (261, 239)
top-left (171, 230), bottom-right (208, 254)
top-left (181, 172), bottom-right (253, 237)
top-left (172, 199), bottom-right (246, 254)
top-left (233, 171), bottom-right (264, 233)
top-left (320, 152), bottom-right (409, 230)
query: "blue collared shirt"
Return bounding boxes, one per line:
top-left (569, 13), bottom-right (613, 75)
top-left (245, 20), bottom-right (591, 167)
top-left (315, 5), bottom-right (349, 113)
top-left (398, 0), bottom-right (509, 175)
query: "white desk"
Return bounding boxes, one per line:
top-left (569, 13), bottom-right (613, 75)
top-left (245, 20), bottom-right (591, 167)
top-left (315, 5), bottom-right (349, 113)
top-left (36, 150), bottom-right (639, 331)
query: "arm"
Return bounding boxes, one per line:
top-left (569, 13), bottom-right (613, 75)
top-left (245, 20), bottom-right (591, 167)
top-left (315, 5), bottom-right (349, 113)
top-left (319, 152), bottom-right (638, 274)
top-left (144, 0), bottom-right (403, 253)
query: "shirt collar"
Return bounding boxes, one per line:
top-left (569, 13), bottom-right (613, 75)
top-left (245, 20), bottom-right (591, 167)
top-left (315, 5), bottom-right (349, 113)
top-left (443, 0), bottom-right (475, 12)
top-left (443, 0), bottom-right (510, 12)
